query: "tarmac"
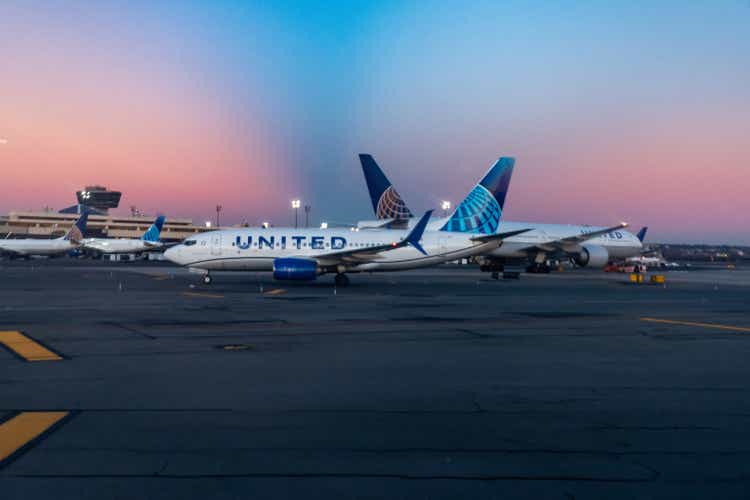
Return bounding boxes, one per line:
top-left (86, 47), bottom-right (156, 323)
top-left (1, 260), bottom-right (749, 499)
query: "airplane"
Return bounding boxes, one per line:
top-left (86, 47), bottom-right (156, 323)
top-left (164, 157), bottom-right (530, 286)
top-left (81, 215), bottom-right (167, 255)
top-left (358, 154), bottom-right (644, 276)
top-left (0, 211), bottom-right (89, 258)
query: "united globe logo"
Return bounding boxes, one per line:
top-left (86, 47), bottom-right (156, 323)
top-left (440, 185), bottom-right (501, 234)
top-left (67, 226), bottom-right (84, 243)
top-left (376, 186), bottom-right (412, 220)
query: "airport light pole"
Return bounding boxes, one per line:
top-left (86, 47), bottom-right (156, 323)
top-left (291, 199), bottom-right (301, 228)
top-left (441, 200), bottom-right (451, 218)
top-left (216, 205), bottom-right (223, 228)
top-left (304, 205), bottom-right (311, 228)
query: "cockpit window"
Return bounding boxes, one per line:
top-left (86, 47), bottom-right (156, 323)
top-left (184, 240), bottom-right (197, 246)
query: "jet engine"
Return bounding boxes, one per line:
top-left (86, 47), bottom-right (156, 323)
top-left (572, 244), bottom-right (610, 268)
top-left (272, 258), bottom-right (319, 281)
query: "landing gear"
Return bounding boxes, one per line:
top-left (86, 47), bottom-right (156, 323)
top-left (202, 274), bottom-right (213, 285)
top-left (526, 263), bottom-right (551, 274)
top-left (334, 273), bottom-right (350, 287)
top-left (479, 258), bottom-right (505, 280)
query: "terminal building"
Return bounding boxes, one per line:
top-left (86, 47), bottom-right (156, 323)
top-left (1, 185), bottom-right (207, 241)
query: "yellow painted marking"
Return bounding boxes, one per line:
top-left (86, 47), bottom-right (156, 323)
top-left (181, 292), bottom-right (225, 299)
top-left (0, 412), bottom-right (69, 463)
top-left (263, 289), bottom-right (287, 296)
top-left (0, 331), bottom-right (62, 362)
top-left (641, 318), bottom-right (750, 333)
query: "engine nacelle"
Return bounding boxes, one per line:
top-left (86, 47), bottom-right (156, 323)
top-left (272, 258), bottom-right (318, 281)
top-left (572, 245), bottom-right (610, 268)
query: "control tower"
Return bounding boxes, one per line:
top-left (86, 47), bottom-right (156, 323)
top-left (76, 185), bottom-right (122, 212)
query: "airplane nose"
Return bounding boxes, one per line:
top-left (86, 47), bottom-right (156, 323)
top-left (164, 246), bottom-right (181, 264)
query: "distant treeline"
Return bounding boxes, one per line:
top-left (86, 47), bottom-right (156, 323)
top-left (653, 244), bottom-right (749, 262)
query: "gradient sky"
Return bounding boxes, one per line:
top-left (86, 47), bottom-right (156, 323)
top-left (1, 1), bottom-right (748, 243)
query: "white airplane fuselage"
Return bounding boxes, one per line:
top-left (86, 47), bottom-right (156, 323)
top-left (81, 238), bottom-right (162, 254)
top-left (165, 228), bottom-right (503, 273)
top-left (358, 218), bottom-right (642, 260)
top-left (0, 238), bottom-right (77, 256)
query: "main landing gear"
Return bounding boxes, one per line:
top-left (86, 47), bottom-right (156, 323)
top-left (334, 273), bottom-right (350, 287)
top-left (202, 273), bottom-right (213, 285)
top-left (526, 263), bottom-right (551, 274)
top-left (479, 259), bottom-right (505, 280)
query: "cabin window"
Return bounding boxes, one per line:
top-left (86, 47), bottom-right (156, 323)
top-left (184, 240), bottom-right (197, 246)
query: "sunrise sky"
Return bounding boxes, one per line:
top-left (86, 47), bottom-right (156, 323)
top-left (1, 1), bottom-right (748, 243)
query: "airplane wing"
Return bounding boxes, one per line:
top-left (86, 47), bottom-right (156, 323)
top-left (554, 223), bottom-right (629, 245)
top-left (470, 228), bottom-right (533, 243)
top-left (313, 210), bottom-right (433, 266)
top-left (522, 223), bottom-right (629, 253)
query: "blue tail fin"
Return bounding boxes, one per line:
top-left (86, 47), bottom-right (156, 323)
top-left (440, 157), bottom-right (515, 234)
top-left (636, 226), bottom-right (648, 243)
top-left (64, 210), bottom-right (89, 242)
top-left (359, 154), bottom-right (413, 220)
top-left (404, 210), bottom-right (433, 255)
top-left (142, 215), bottom-right (166, 242)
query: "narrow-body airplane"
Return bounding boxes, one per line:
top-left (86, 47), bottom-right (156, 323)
top-left (164, 158), bottom-right (528, 285)
top-left (81, 216), bottom-right (166, 255)
top-left (0, 211), bottom-right (89, 258)
top-left (358, 154), bottom-right (643, 275)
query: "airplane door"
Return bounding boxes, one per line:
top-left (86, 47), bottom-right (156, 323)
top-left (211, 234), bottom-right (221, 256)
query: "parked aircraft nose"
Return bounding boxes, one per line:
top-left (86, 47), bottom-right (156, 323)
top-left (164, 245), bottom-right (182, 265)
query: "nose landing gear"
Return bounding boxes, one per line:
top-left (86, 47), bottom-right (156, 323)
top-left (202, 273), bottom-right (212, 285)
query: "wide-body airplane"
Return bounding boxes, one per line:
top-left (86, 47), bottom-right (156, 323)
top-left (81, 216), bottom-right (166, 255)
top-left (0, 211), bottom-right (89, 258)
top-left (165, 158), bottom-right (529, 285)
top-left (358, 154), bottom-right (643, 275)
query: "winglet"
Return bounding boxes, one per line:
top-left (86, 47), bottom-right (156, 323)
top-left (404, 210), bottom-right (433, 255)
top-left (636, 226), bottom-right (648, 243)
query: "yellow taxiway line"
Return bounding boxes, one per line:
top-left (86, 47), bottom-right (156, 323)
top-left (641, 317), bottom-right (750, 333)
top-left (0, 412), bottom-right (70, 465)
top-left (0, 331), bottom-right (63, 362)
top-left (263, 288), bottom-right (287, 296)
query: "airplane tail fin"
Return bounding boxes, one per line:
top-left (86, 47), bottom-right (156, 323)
top-left (440, 157), bottom-right (515, 234)
top-left (63, 210), bottom-right (89, 243)
top-left (636, 226), bottom-right (648, 243)
top-left (142, 215), bottom-right (166, 242)
top-left (359, 154), bottom-right (413, 220)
